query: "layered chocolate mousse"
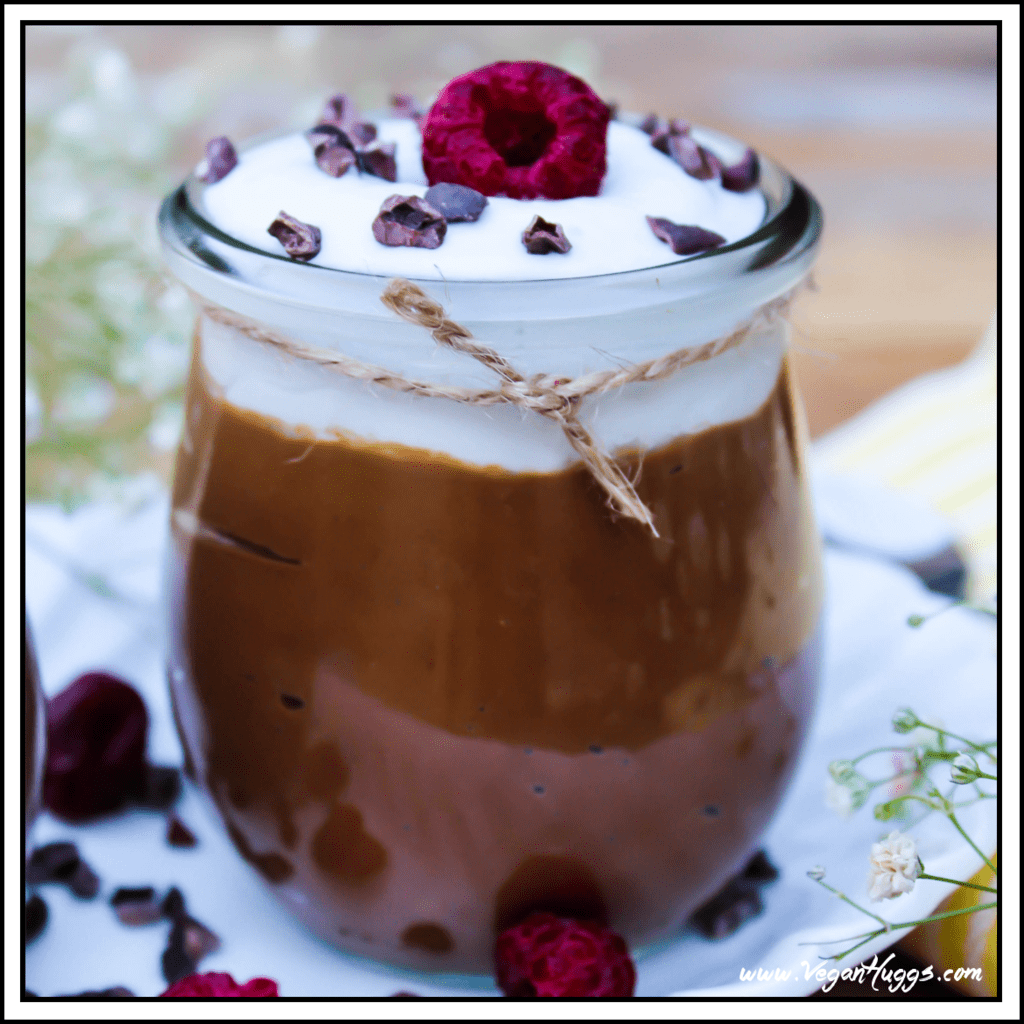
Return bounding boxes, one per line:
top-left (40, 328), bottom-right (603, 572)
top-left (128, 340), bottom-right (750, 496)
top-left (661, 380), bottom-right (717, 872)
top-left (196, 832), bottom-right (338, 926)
top-left (162, 62), bottom-right (824, 973)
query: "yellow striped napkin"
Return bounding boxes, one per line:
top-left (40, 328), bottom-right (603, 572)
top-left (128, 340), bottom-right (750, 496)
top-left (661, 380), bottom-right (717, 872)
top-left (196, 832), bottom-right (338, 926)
top-left (812, 315), bottom-right (997, 602)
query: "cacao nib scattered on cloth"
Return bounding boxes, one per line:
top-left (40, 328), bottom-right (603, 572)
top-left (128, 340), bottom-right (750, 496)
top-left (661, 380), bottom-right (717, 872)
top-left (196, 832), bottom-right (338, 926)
top-left (423, 182), bottom-right (488, 222)
top-left (25, 894), bottom-right (48, 943)
top-left (721, 147), bottom-right (760, 192)
top-left (200, 137), bottom-right (238, 184)
top-left (111, 887), bottom-right (163, 926)
top-left (267, 211), bottom-right (322, 262)
top-left (372, 195), bottom-right (447, 249)
top-left (166, 815), bottom-right (198, 848)
top-left (68, 860), bottom-right (101, 899)
top-left (689, 848), bottom-right (780, 939)
top-left (135, 764), bottom-right (181, 810)
top-left (52, 986), bottom-right (136, 999)
top-left (161, 972), bottom-right (279, 997)
top-left (356, 141), bottom-right (398, 182)
top-left (27, 842), bottom-right (101, 899)
top-left (27, 841), bottom-right (80, 884)
top-left (160, 886), bottom-right (187, 921)
top-left (162, 912), bottom-right (222, 984)
top-left (44, 673), bottom-right (148, 822)
top-left (521, 215), bottom-right (572, 255)
top-left (646, 217), bottom-right (726, 256)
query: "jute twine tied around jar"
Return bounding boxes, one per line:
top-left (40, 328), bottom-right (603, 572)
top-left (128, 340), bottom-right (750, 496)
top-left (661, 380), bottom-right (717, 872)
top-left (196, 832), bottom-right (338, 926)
top-left (195, 278), bottom-right (804, 538)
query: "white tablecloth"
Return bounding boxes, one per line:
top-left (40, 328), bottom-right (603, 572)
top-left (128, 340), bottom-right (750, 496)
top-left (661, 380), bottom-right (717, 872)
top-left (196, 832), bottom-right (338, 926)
top-left (21, 469), bottom-right (996, 1000)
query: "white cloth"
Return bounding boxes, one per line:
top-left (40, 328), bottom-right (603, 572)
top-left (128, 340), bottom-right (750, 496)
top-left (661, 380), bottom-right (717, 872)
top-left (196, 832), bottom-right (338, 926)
top-left (22, 478), bottom-right (995, 998)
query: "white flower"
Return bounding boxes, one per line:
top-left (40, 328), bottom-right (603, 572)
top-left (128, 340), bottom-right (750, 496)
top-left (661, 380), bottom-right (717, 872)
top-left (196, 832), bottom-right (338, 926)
top-left (826, 778), bottom-right (856, 818)
top-left (867, 830), bottom-right (921, 901)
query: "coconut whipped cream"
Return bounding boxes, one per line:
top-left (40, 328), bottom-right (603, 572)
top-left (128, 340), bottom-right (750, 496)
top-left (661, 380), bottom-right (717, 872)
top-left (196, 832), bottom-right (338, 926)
top-left (199, 118), bottom-right (766, 281)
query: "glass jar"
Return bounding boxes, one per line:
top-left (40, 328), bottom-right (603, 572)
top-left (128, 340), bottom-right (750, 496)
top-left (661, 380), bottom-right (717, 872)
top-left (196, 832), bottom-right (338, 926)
top-left (25, 621), bottom-right (46, 848)
top-left (160, 126), bottom-right (823, 973)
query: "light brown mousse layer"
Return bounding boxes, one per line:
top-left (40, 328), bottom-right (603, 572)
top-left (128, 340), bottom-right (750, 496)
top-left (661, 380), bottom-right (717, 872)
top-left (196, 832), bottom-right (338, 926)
top-left (167, 338), bottom-right (823, 972)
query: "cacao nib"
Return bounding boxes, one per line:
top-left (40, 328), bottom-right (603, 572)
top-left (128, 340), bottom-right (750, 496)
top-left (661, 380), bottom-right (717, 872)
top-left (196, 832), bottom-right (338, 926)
top-left (372, 195), bottom-right (446, 249)
top-left (423, 182), bottom-right (488, 222)
top-left (160, 886), bottom-right (187, 921)
top-left (348, 121), bottom-right (378, 146)
top-left (639, 113), bottom-right (663, 135)
top-left (68, 860), bottom-right (101, 899)
top-left (691, 883), bottom-right (764, 939)
top-left (166, 815), bottom-right (198, 848)
top-left (690, 849), bottom-right (779, 939)
top-left (305, 123), bottom-right (354, 152)
top-left (356, 142), bottom-right (397, 182)
top-left (162, 915), bottom-right (221, 984)
top-left (54, 986), bottom-right (136, 999)
top-left (521, 215), bottom-right (572, 255)
top-left (646, 217), bottom-right (726, 256)
top-left (666, 134), bottom-right (721, 181)
top-left (200, 137), bottom-right (238, 184)
top-left (315, 143), bottom-right (356, 178)
top-left (741, 849), bottom-right (779, 883)
top-left (25, 894), bottom-right (48, 943)
top-left (135, 764), bottom-right (181, 810)
top-left (319, 93), bottom-right (377, 145)
top-left (320, 93), bottom-right (357, 129)
top-left (721, 147), bottom-right (760, 192)
top-left (111, 886), bottom-right (163, 926)
top-left (267, 211), bottom-right (322, 262)
top-left (27, 841), bottom-right (80, 884)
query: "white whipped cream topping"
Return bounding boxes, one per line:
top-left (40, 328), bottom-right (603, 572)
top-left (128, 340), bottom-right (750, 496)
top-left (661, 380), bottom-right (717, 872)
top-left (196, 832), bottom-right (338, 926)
top-left (199, 118), bottom-right (766, 281)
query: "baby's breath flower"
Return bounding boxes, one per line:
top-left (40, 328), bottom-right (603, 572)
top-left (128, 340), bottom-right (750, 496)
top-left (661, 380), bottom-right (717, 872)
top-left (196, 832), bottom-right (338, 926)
top-left (825, 778), bottom-right (856, 818)
top-left (891, 708), bottom-right (919, 734)
top-left (950, 752), bottom-right (981, 785)
top-left (828, 759), bottom-right (856, 783)
top-left (867, 830), bottom-right (920, 901)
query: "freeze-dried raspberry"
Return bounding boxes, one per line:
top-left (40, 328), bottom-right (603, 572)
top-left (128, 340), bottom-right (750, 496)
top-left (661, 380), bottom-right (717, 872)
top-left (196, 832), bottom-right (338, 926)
top-left (494, 912), bottom-right (636, 997)
top-left (422, 61), bottom-right (611, 200)
top-left (44, 673), bottom-right (148, 822)
top-left (160, 972), bottom-right (278, 997)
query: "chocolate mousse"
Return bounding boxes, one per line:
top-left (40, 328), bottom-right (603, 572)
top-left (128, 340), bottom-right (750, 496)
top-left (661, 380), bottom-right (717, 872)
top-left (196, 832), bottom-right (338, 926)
top-left (166, 340), bottom-right (822, 971)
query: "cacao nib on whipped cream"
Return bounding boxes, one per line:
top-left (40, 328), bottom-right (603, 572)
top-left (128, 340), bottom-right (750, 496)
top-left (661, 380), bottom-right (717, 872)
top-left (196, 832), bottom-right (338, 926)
top-left (199, 116), bottom-right (765, 280)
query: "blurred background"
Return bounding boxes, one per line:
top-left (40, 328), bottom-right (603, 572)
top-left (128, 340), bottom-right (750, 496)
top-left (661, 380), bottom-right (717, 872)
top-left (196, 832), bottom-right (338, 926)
top-left (24, 23), bottom-right (997, 507)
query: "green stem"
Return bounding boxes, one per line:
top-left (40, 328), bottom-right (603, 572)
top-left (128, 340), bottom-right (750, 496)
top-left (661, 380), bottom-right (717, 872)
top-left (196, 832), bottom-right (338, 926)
top-left (915, 721), bottom-right (998, 763)
top-left (812, 878), bottom-right (889, 929)
top-left (946, 812), bottom-right (997, 874)
top-left (918, 872), bottom-right (997, 893)
top-left (804, 901), bottom-right (999, 961)
top-left (890, 901), bottom-right (997, 929)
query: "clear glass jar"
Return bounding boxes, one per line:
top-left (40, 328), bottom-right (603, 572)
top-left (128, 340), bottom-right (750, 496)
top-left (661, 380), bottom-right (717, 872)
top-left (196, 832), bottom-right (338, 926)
top-left (160, 126), bottom-right (824, 972)
top-left (25, 621), bottom-right (46, 848)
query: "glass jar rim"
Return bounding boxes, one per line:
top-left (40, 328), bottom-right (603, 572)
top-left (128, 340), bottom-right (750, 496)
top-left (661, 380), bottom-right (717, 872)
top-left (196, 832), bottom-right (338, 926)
top-left (157, 122), bottom-right (815, 288)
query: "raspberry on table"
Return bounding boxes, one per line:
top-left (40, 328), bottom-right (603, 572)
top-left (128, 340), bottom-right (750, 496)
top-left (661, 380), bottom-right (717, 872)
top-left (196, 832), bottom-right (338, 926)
top-left (44, 672), bottom-right (149, 821)
top-left (494, 912), bottom-right (636, 997)
top-left (421, 61), bottom-right (611, 200)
